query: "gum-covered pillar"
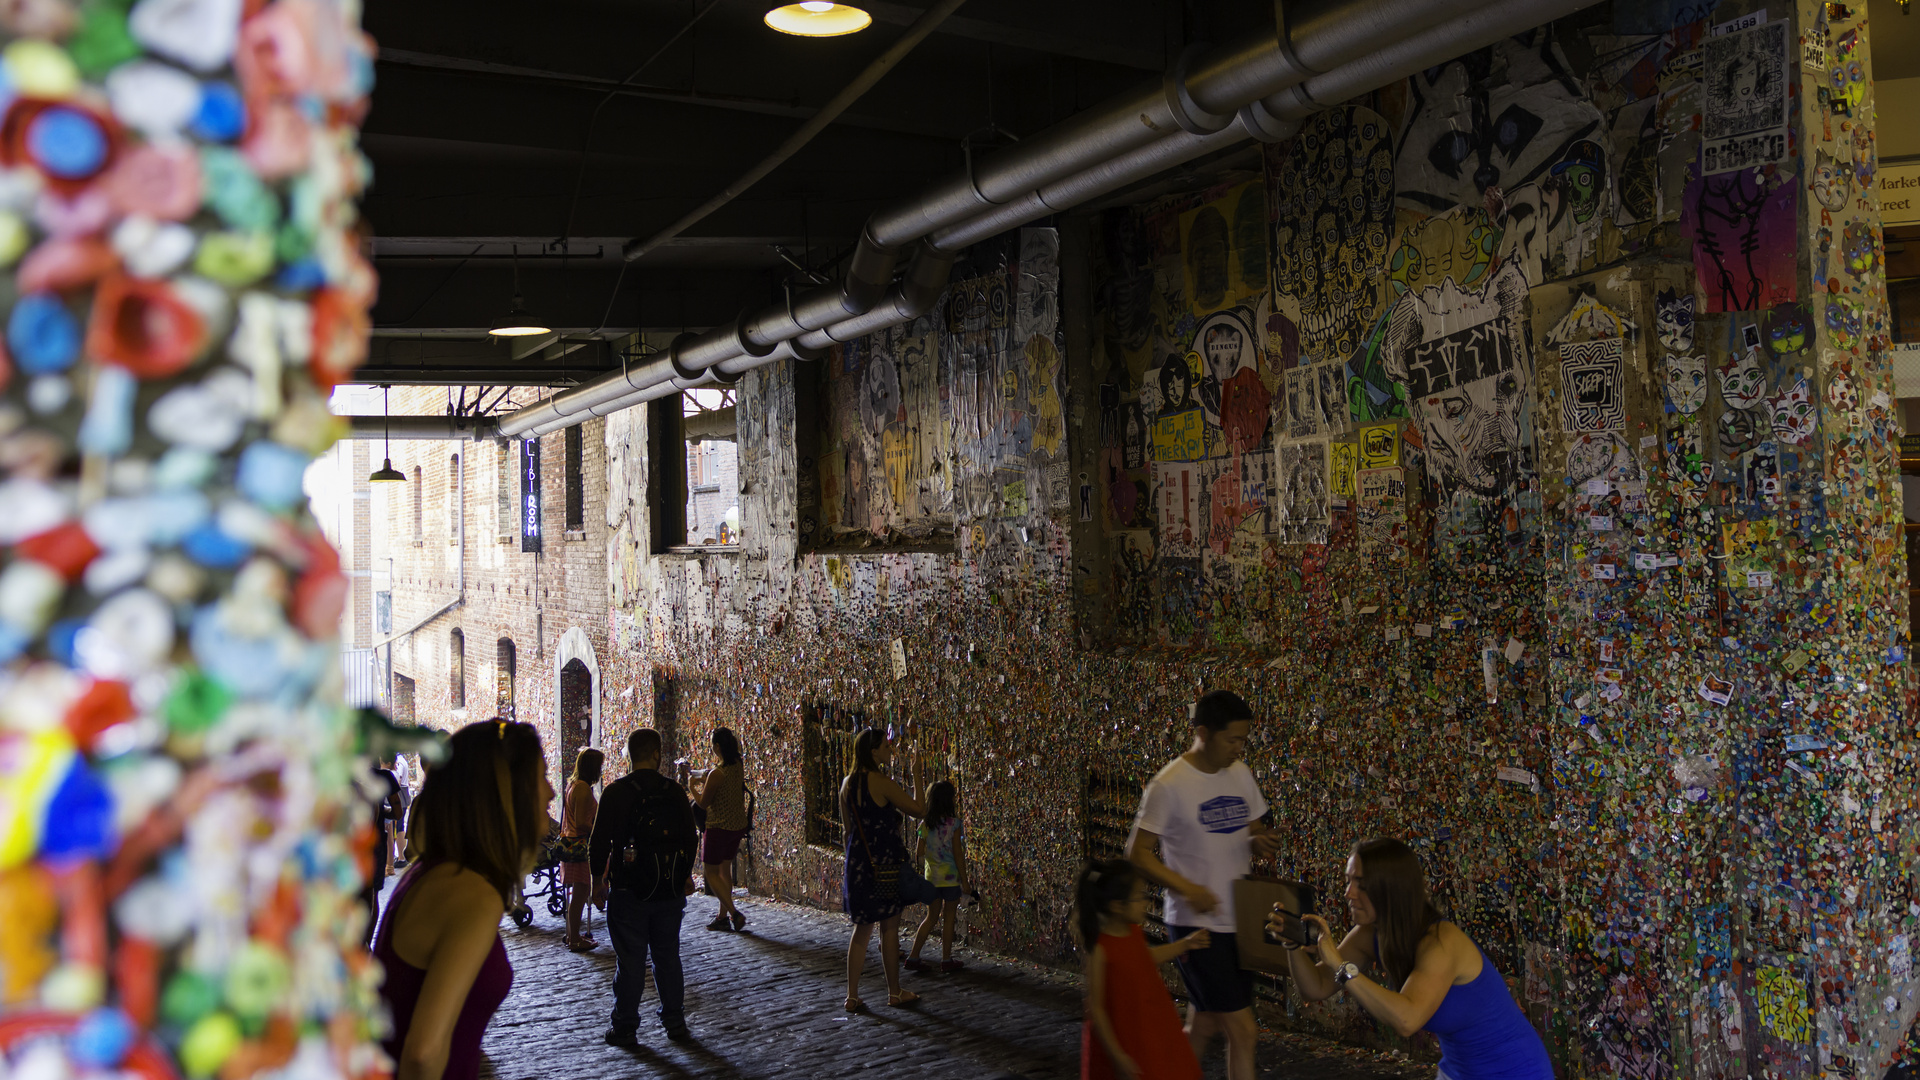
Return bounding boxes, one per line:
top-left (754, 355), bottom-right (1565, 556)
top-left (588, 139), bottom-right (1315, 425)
top-left (0, 1), bottom-right (382, 1077)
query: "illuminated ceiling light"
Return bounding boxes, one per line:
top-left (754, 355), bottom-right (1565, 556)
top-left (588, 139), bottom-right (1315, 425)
top-left (764, 3), bottom-right (872, 36)
top-left (489, 245), bottom-right (553, 337)
top-left (368, 386), bottom-right (407, 482)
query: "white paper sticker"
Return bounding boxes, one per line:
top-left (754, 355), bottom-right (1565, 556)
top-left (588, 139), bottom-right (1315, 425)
top-left (1414, 623), bottom-right (1434, 638)
top-left (1359, 605), bottom-right (1380, 615)
top-left (1505, 637), bottom-right (1525, 664)
top-left (1710, 9), bottom-right (1764, 35)
top-left (1385, 627), bottom-right (1401, 641)
top-left (890, 638), bottom-right (907, 681)
top-left (1590, 515), bottom-right (1614, 532)
top-left (1592, 563), bottom-right (1616, 580)
top-left (1747, 570), bottom-right (1773, 589)
top-left (1496, 766), bottom-right (1538, 788)
top-left (1583, 478), bottom-right (1611, 495)
top-left (1640, 434), bottom-right (1659, 448)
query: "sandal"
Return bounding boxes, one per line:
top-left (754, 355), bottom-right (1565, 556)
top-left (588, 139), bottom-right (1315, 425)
top-left (705, 917), bottom-right (733, 932)
top-left (843, 997), bottom-right (868, 1014)
top-left (886, 991), bottom-right (922, 1007)
top-left (566, 939), bottom-right (595, 953)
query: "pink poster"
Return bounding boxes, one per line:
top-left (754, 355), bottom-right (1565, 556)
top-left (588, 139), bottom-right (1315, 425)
top-left (1683, 166), bottom-right (1797, 313)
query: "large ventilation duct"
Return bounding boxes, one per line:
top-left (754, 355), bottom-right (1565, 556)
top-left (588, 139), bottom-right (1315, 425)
top-left (495, 0), bottom-right (1601, 440)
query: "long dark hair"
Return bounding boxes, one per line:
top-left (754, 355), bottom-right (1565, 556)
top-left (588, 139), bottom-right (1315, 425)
top-left (571, 747), bottom-right (603, 786)
top-left (1072, 859), bottom-right (1138, 957)
top-left (1353, 837), bottom-right (1443, 989)
top-left (411, 719), bottom-right (547, 906)
top-left (713, 726), bottom-right (742, 767)
top-left (849, 727), bottom-right (886, 777)
top-left (924, 780), bottom-right (957, 830)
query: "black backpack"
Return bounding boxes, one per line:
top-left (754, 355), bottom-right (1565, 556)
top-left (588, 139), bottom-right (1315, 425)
top-left (613, 772), bottom-right (696, 901)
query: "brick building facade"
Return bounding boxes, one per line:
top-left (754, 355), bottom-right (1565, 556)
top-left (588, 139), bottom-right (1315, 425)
top-left (361, 385), bottom-right (614, 799)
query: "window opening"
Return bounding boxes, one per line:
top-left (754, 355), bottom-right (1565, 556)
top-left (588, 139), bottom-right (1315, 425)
top-left (448, 628), bottom-right (465, 710)
top-left (447, 453), bottom-right (460, 544)
top-left (496, 441), bottom-right (517, 542)
top-left (392, 674), bottom-right (416, 725)
top-left (681, 388), bottom-right (739, 548)
top-left (411, 466), bottom-right (423, 542)
top-left (374, 591), bottom-right (391, 636)
top-left (496, 638), bottom-right (516, 719)
top-left (565, 425), bottom-right (585, 531)
top-left (803, 702), bottom-right (865, 849)
top-left (560, 658), bottom-right (592, 772)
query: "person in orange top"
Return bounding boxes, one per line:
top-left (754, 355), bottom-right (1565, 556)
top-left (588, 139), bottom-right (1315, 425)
top-left (1075, 859), bottom-right (1210, 1080)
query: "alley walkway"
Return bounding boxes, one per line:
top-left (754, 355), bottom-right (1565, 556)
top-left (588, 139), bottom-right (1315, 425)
top-left (384, 881), bottom-right (1432, 1080)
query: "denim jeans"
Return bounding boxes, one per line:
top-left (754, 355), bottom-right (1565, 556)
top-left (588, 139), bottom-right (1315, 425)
top-left (607, 890), bottom-right (686, 1032)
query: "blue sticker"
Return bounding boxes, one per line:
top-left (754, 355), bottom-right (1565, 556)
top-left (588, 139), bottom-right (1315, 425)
top-left (1197, 795), bottom-right (1249, 834)
top-left (9, 294), bottom-right (80, 375)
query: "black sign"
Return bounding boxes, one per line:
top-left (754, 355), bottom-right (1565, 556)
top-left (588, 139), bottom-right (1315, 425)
top-left (1403, 321), bottom-right (1515, 400)
top-left (520, 437), bottom-right (542, 552)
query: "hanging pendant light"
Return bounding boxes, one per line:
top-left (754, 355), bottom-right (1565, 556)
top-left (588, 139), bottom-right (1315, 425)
top-left (489, 245), bottom-right (553, 337)
top-left (369, 386), bottom-right (407, 482)
top-left (764, 2), bottom-right (871, 36)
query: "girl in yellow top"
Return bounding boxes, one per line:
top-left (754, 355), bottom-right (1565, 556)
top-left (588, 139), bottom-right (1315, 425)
top-left (905, 780), bottom-right (970, 972)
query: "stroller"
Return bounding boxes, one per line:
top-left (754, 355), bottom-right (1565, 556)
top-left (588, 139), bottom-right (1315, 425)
top-left (509, 823), bottom-right (574, 930)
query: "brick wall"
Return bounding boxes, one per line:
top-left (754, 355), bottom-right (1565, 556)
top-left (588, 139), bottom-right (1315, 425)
top-left (367, 385), bottom-right (613, 805)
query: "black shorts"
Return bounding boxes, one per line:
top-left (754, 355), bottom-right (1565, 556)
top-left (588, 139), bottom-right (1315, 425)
top-left (1168, 924), bottom-right (1254, 1014)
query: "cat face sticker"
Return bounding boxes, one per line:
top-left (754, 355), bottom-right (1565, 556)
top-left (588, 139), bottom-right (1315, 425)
top-left (1765, 305), bottom-right (1809, 356)
top-left (1664, 424), bottom-right (1706, 489)
top-left (1656, 288), bottom-right (1695, 352)
top-left (1718, 348), bottom-right (1766, 410)
top-left (1812, 150), bottom-right (1849, 212)
top-left (1719, 407), bottom-right (1762, 457)
top-left (1664, 354), bottom-right (1708, 416)
top-left (1843, 220), bottom-right (1879, 277)
top-left (1826, 373), bottom-right (1858, 413)
top-left (1826, 296), bottom-right (1863, 350)
top-left (1769, 376), bottom-right (1816, 444)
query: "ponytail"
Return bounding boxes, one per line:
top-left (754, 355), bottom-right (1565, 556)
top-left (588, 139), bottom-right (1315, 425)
top-left (1071, 859), bottom-right (1138, 958)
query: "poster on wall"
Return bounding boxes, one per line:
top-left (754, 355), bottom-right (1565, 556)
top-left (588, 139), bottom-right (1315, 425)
top-left (1278, 441), bottom-right (1329, 544)
top-left (1701, 21), bottom-right (1789, 174)
top-left (1158, 461), bottom-right (1202, 558)
top-left (1356, 466), bottom-right (1408, 562)
top-left (1561, 339), bottom-right (1629, 432)
top-left (1380, 262), bottom-right (1535, 503)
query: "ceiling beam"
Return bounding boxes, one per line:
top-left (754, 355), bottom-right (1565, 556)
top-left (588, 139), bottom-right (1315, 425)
top-left (861, 2), bottom-right (1164, 69)
top-left (376, 49), bottom-right (962, 140)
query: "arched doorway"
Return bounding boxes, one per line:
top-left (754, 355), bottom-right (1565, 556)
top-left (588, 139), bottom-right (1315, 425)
top-left (553, 626), bottom-right (600, 778)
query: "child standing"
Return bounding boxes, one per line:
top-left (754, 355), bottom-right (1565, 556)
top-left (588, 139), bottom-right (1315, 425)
top-left (905, 780), bottom-right (969, 972)
top-left (1075, 859), bottom-right (1208, 1080)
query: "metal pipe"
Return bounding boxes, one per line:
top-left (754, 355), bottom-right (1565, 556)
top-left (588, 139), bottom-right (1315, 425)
top-left (346, 415), bottom-right (493, 440)
top-left (495, 0), bottom-right (1601, 439)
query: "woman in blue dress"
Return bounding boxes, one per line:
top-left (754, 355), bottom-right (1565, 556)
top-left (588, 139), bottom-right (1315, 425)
top-left (1269, 838), bottom-right (1553, 1080)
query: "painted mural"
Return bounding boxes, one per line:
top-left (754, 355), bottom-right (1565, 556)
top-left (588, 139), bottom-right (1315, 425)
top-left (596, 1), bottom-right (1915, 1076)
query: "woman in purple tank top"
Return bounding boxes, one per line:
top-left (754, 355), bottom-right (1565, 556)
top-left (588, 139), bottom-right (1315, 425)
top-left (1267, 838), bottom-right (1552, 1080)
top-left (375, 719), bottom-right (555, 1080)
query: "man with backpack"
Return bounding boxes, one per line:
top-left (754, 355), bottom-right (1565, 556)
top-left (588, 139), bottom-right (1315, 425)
top-left (590, 728), bottom-right (700, 1046)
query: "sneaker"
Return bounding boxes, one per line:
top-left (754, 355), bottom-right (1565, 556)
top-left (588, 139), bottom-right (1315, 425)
top-left (665, 1023), bottom-right (692, 1043)
top-left (603, 1029), bottom-right (639, 1049)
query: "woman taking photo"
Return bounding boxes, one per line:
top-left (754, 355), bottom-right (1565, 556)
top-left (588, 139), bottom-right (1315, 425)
top-left (690, 727), bottom-right (751, 932)
top-left (376, 719), bottom-right (554, 1080)
top-left (1268, 838), bottom-right (1551, 1080)
top-left (840, 727), bottom-right (926, 1012)
top-left (559, 747), bottom-right (603, 951)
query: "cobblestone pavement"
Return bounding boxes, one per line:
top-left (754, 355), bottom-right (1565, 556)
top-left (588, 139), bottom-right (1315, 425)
top-left (381, 878), bottom-right (1431, 1079)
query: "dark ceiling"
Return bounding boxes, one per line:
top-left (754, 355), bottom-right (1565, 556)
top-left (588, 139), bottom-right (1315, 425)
top-left (359, 0), bottom-right (1268, 383)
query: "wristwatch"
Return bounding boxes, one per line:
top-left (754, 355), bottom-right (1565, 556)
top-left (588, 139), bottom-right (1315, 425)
top-left (1332, 962), bottom-right (1361, 988)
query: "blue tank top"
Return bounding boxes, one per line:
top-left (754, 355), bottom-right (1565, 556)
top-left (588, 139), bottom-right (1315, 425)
top-left (1422, 945), bottom-right (1552, 1080)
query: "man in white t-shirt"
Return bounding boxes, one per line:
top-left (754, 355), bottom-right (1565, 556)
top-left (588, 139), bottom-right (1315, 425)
top-left (1127, 690), bottom-right (1280, 1080)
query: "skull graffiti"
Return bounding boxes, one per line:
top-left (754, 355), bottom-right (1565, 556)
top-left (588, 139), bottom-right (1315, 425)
top-left (1271, 106), bottom-right (1394, 363)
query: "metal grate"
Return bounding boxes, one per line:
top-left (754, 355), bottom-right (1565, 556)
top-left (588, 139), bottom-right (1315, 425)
top-left (803, 702), bottom-right (866, 849)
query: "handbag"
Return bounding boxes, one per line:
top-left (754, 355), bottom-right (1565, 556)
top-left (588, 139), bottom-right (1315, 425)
top-left (555, 835), bottom-right (590, 863)
top-left (849, 778), bottom-right (933, 905)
